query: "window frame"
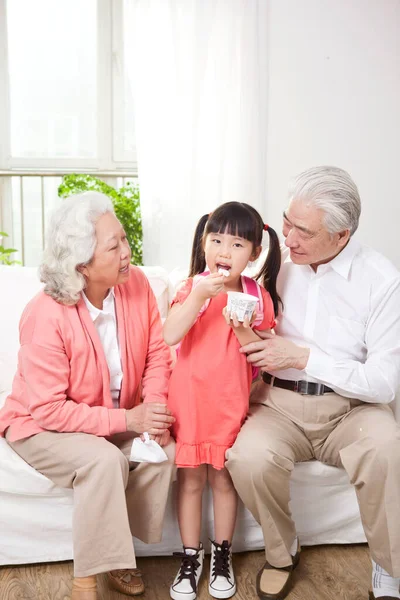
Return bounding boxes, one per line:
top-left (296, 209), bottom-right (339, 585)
top-left (0, 0), bottom-right (137, 173)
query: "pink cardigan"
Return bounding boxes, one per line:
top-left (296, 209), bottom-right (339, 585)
top-left (0, 266), bottom-right (172, 442)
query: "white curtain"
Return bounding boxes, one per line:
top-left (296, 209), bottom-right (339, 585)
top-left (126, 0), bottom-right (269, 271)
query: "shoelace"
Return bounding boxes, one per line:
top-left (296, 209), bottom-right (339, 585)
top-left (211, 540), bottom-right (232, 583)
top-left (172, 551), bottom-right (201, 592)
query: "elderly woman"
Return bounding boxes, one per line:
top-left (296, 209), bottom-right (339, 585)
top-left (0, 192), bottom-right (176, 600)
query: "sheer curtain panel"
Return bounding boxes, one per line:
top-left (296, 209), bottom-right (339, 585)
top-left (125, 0), bottom-right (269, 270)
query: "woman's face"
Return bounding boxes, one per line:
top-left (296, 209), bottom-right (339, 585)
top-left (82, 212), bottom-right (131, 289)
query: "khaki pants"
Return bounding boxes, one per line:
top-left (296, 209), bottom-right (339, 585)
top-left (225, 382), bottom-right (400, 576)
top-left (7, 430), bottom-right (176, 577)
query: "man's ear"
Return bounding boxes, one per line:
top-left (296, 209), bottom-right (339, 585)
top-left (337, 229), bottom-right (351, 249)
top-left (251, 246), bottom-right (262, 261)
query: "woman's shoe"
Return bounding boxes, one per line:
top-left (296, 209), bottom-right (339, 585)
top-left (170, 543), bottom-right (204, 600)
top-left (107, 568), bottom-right (145, 595)
top-left (208, 540), bottom-right (236, 599)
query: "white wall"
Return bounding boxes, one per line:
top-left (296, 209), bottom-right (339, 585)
top-left (265, 0), bottom-right (400, 268)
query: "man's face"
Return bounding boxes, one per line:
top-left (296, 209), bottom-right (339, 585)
top-left (282, 199), bottom-right (350, 270)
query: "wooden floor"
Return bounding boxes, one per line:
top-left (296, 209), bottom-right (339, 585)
top-left (0, 544), bottom-right (372, 600)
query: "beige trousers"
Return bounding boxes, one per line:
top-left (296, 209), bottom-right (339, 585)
top-left (7, 430), bottom-right (176, 577)
top-left (225, 382), bottom-right (400, 576)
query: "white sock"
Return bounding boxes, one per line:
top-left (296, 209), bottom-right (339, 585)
top-left (290, 536), bottom-right (298, 557)
top-left (184, 547), bottom-right (199, 555)
top-left (372, 559), bottom-right (400, 598)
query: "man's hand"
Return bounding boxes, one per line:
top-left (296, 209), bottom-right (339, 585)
top-left (192, 272), bottom-right (225, 303)
top-left (126, 403), bottom-right (175, 435)
top-left (240, 332), bottom-right (310, 371)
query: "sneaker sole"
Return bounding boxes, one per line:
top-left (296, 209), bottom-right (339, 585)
top-left (170, 587), bottom-right (197, 600)
top-left (208, 583), bottom-right (237, 599)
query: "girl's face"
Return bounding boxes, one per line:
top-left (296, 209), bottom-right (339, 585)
top-left (204, 230), bottom-right (261, 289)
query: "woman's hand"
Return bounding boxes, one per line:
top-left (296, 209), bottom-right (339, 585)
top-left (126, 403), bottom-right (175, 435)
top-left (192, 272), bottom-right (225, 303)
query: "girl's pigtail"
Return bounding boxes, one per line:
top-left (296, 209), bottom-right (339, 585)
top-left (189, 214), bottom-right (209, 277)
top-left (255, 226), bottom-right (282, 317)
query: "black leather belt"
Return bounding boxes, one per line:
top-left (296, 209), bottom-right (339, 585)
top-left (262, 372), bottom-right (334, 396)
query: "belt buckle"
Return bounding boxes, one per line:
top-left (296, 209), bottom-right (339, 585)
top-left (297, 381), bottom-right (325, 395)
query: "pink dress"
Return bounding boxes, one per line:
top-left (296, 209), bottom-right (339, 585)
top-left (167, 276), bottom-right (275, 470)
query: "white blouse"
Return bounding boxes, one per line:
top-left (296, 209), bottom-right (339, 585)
top-left (82, 288), bottom-right (123, 408)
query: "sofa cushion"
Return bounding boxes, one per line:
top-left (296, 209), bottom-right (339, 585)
top-left (138, 266), bottom-right (170, 319)
top-left (0, 266), bottom-right (43, 404)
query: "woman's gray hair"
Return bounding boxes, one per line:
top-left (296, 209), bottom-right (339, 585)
top-left (288, 166), bottom-right (361, 236)
top-left (40, 191), bottom-right (115, 305)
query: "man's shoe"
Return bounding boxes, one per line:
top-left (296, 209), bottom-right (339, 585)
top-left (256, 540), bottom-right (300, 600)
top-left (369, 592), bottom-right (400, 599)
top-left (107, 568), bottom-right (145, 596)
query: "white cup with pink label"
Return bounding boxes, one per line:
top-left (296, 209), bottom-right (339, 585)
top-left (226, 291), bottom-right (258, 322)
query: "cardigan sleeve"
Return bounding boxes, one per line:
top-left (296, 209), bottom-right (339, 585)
top-left (19, 314), bottom-right (126, 436)
top-left (141, 280), bottom-right (172, 404)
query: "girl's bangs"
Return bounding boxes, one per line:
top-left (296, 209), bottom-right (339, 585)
top-left (206, 206), bottom-right (256, 241)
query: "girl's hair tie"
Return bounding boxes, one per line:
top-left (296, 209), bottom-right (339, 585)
top-left (263, 223), bottom-right (269, 231)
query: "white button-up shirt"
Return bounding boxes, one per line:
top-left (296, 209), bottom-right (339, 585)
top-left (82, 288), bottom-right (123, 408)
top-left (271, 238), bottom-right (400, 403)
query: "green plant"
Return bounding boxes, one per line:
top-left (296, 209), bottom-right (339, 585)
top-left (58, 174), bottom-right (143, 266)
top-left (0, 231), bottom-right (20, 265)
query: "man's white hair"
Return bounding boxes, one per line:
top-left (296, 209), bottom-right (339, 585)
top-left (40, 191), bottom-right (115, 305)
top-left (288, 166), bottom-right (361, 235)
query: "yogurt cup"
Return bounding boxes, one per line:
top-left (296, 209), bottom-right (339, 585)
top-left (226, 291), bottom-right (258, 322)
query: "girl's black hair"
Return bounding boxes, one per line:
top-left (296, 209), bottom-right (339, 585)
top-left (188, 201), bottom-right (282, 316)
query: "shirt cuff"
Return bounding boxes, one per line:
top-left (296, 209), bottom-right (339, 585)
top-left (304, 347), bottom-right (335, 381)
top-left (108, 408), bottom-right (128, 435)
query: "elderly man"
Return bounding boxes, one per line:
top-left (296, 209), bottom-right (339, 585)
top-left (226, 166), bottom-right (400, 600)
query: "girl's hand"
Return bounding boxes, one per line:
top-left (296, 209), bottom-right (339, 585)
top-left (142, 430), bottom-right (171, 447)
top-left (192, 272), bottom-right (225, 303)
top-left (223, 306), bottom-right (254, 329)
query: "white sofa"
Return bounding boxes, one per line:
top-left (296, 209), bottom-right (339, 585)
top-left (0, 265), bottom-right (369, 566)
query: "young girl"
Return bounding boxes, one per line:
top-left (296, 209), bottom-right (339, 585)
top-left (163, 202), bottom-right (281, 600)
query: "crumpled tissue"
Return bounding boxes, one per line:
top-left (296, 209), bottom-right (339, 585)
top-left (129, 431), bottom-right (168, 463)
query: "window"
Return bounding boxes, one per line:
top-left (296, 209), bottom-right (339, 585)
top-left (0, 0), bottom-right (137, 171)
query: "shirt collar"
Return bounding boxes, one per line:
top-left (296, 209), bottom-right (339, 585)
top-left (327, 237), bottom-right (360, 279)
top-left (283, 237), bottom-right (360, 280)
top-left (82, 288), bottom-right (115, 322)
